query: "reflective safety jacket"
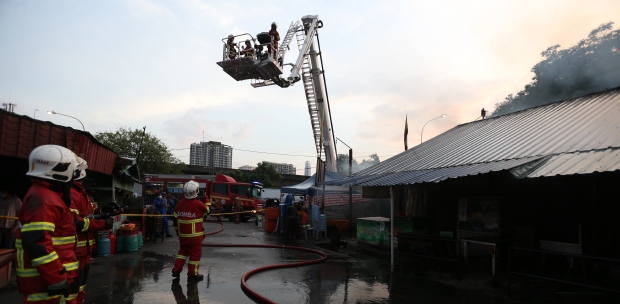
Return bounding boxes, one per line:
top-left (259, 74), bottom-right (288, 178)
top-left (268, 29), bottom-right (280, 50)
top-left (173, 198), bottom-right (209, 244)
top-left (70, 183), bottom-right (105, 259)
top-left (15, 179), bottom-right (79, 295)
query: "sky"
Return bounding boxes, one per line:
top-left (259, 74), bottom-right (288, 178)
top-left (1, 0), bottom-right (619, 175)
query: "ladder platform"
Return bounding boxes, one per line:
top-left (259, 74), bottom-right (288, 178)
top-left (216, 57), bottom-right (283, 81)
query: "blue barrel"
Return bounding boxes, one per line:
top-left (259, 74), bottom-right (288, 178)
top-left (96, 232), bottom-right (110, 257)
top-left (138, 232), bottom-right (143, 247)
top-left (125, 232), bottom-right (139, 252)
top-left (116, 235), bottom-right (126, 252)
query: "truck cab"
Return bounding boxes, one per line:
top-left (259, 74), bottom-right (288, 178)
top-left (207, 174), bottom-right (263, 222)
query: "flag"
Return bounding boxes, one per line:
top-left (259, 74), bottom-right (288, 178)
top-left (404, 115), bottom-right (409, 150)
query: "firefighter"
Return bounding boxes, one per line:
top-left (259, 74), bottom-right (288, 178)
top-left (226, 34), bottom-right (237, 60)
top-left (154, 192), bottom-right (173, 237)
top-left (212, 199), bottom-right (223, 222)
top-left (70, 157), bottom-right (113, 304)
top-left (240, 39), bottom-right (255, 59)
top-left (233, 196), bottom-right (243, 224)
top-left (172, 180), bottom-right (210, 281)
top-left (15, 145), bottom-right (82, 304)
top-left (267, 22), bottom-right (280, 60)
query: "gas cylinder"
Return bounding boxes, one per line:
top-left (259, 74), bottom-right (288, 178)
top-left (96, 232), bottom-right (110, 257)
top-left (109, 233), bottom-right (116, 255)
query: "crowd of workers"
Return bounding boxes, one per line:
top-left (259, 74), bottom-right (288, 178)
top-left (226, 21), bottom-right (280, 62)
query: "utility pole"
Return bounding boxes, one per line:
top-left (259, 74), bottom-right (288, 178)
top-left (337, 137), bottom-right (353, 238)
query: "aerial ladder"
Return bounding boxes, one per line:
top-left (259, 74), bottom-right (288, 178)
top-left (216, 15), bottom-right (337, 173)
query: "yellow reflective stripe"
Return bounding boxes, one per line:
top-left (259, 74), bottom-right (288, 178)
top-left (27, 292), bottom-right (61, 301)
top-left (188, 261), bottom-right (200, 265)
top-left (82, 218), bottom-right (90, 232)
top-left (67, 293), bottom-right (78, 300)
top-left (70, 208), bottom-right (80, 215)
top-left (64, 261), bottom-right (79, 271)
top-left (16, 240), bottom-right (25, 270)
top-left (77, 239), bottom-right (96, 247)
top-left (178, 218), bottom-right (203, 224)
top-left (79, 284), bottom-right (86, 291)
top-left (21, 222), bottom-right (55, 232)
top-left (179, 231), bottom-right (204, 238)
top-left (16, 267), bottom-right (40, 277)
top-left (176, 255), bottom-right (187, 260)
top-left (52, 236), bottom-right (76, 246)
top-left (173, 212), bottom-right (178, 218)
top-left (31, 251), bottom-right (59, 267)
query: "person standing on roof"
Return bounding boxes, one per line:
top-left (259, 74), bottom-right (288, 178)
top-left (268, 22), bottom-right (280, 60)
top-left (15, 145), bottom-right (82, 304)
top-left (240, 39), bottom-right (255, 59)
top-left (70, 157), bottom-right (113, 304)
top-left (172, 180), bottom-right (210, 281)
top-left (226, 34), bottom-right (238, 60)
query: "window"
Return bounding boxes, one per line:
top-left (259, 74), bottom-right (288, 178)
top-left (212, 183), bottom-right (228, 195)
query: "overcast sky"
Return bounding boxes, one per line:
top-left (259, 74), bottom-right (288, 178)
top-left (1, 0), bottom-right (618, 175)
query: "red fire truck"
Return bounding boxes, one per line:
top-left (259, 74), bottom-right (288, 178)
top-left (142, 173), bottom-right (263, 222)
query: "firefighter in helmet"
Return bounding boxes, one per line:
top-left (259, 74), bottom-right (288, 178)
top-left (172, 180), bottom-right (211, 281)
top-left (15, 145), bottom-right (82, 303)
top-left (240, 39), bottom-right (255, 59)
top-left (267, 22), bottom-right (280, 60)
top-left (70, 157), bottom-right (113, 304)
top-left (226, 34), bottom-right (238, 60)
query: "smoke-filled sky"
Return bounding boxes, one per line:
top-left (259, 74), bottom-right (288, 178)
top-left (1, 0), bottom-right (618, 174)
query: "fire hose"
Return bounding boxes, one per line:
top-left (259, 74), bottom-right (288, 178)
top-left (202, 221), bottom-right (328, 304)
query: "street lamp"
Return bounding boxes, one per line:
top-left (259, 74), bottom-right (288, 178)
top-left (47, 110), bottom-right (85, 131)
top-left (336, 137), bottom-right (353, 238)
top-left (421, 114), bottom-right (447, 143)
top-left (34, 109), bottom-right (39, 119)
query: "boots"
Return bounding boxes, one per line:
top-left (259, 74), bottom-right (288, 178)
top-left (188, 274), bottom-right (204, 281)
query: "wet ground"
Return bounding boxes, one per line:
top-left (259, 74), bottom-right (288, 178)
top-left (1, 221), bottom-right (615, 303)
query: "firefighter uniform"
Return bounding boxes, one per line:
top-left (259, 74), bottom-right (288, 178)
top-left (268, 27), bottom-right (280, 59)
top-left (70, 182), bottom-right (106, 304)
top-left (172, 197), bottom-right (209, 279)
top-left (16, 179), bottom-right (80, 304)
top-left (227, 39), bottom-right (237, 60)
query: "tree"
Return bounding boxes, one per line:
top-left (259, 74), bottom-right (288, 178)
top-left (227, 169), bottom-right (247, 183)
top-left (493, 22), bottom-right (620, 116)
top-left (95, 126), bottom-right (183, 175)
top-left (359, 154), bottom-right (380, 171)
top-left (246, 162), bottom-right (282, 188)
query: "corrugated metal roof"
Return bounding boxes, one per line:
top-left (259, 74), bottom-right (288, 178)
top-left (511, 148), bottom-right (620, 178)
top-left (0, 110), bottom-right (118, 174)
top-left (327, 87), bottom-right (620, 186)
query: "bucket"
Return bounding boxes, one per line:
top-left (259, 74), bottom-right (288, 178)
top-left (265, 207), bottom-right (279, 221)
top-left (264, 219), bottom-right (277, 233)
top-left (96, 232), bottom-right (110, 257)
top-left (124, 230), bottom-right (139, 252)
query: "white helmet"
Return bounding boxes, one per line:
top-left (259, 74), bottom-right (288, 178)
top-left (75, 157), bottom-right (88, 181)
top-left (271, 22), bottom-right (277, 27)
top-left (26, 145), bottom-right (79, 182)
top-left (183, 180), bottom-right (200, 199)
top-left (228, 34), bottom-right (234, 39)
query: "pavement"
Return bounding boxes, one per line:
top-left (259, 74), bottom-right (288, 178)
top-left (1, 219), bottom-right (615, 303)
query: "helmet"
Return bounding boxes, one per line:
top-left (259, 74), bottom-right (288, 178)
top-left (26, 145), bottom-right (79, 182)
top-left (271, 22), bottom-right (277, 27)
top-left (183, 180), bottom-right (200, 199)
top-left (228, 34), bottom-right (234, 39)
top-left (75, 157), bottom-right (88, 181)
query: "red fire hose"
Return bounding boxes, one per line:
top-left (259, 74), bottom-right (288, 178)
top-left (202, 221), bottom-right (328, 304)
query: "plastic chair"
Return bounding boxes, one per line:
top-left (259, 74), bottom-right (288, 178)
top-left (314, 214), bottom-right (327, 239)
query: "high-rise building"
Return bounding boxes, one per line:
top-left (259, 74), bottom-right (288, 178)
top-left (304, 161), bottom-right (311, 176)
top-left (189, 141), bottom-right (232, 169)
top-left (263, 161), bottom-right (296, 175)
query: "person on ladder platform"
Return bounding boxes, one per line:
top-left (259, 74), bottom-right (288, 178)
top-left (267, 22), bottom-right (280, 62)
top-left (226, 34), bottom-right (238, 60)
top-left (15, 145), bottom-right (82, 304)
top-left (70, 157), bottom-right (113, 304)
top-left (240, 39), bottom-right (255, 59)
top-left (172, 180), bottom-right (211, 281)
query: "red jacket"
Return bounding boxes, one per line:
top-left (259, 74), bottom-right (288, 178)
top-left (173, 198), bottom-right (209, 244)
top-left (15, 179), bottom-right (79, 294)
top-left (70, 183), bottom-right (105, 258)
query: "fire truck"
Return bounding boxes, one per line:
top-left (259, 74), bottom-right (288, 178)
top-left (142, 174), bottom-right (263, 222)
